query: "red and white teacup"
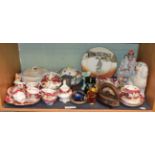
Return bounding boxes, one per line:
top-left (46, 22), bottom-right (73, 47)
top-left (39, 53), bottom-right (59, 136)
top-left (26, 87), bottom-right (41, 103)
top-left (41, 88), bottom-right (58, 106)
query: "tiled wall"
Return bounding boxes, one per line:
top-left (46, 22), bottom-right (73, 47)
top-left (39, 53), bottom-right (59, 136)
top-left (19, 43), bottom-right (139, 71)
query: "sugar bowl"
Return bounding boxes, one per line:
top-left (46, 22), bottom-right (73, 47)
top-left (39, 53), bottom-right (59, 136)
top-left (41, 88), bottom-right (58, 106)
top-left (58, 80), bottom-right (72, 104)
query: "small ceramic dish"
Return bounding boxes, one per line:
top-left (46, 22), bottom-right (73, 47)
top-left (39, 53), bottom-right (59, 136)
top-left (71, 90), bottom-right (87, 105)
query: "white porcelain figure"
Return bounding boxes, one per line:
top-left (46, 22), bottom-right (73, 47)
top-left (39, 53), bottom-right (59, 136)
top-left (117, 50), bottom-right (136, 85)
top-left (14, 73), bottom-right (22, 85)
top-left (58, 80), bottom-right (72, 104)
top-left (128, 62), bottom-right (148, 97)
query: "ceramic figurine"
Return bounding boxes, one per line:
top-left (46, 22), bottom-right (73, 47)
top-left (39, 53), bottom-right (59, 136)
top-left (120, 85), bottom-right (144, 107)
top-left (42, 88), bottom-right (58, 105)
top-left (117, 49), bottom-right (136, 85)
top-left (84, 76), bottom-right (91, 94)
top-left (14, 73), bottom-right (22, 85)
top-left (81, 47), bottom-right (117, 78)
top-left (60, 67), bottom-right (82, 86)
top-left (11, 74), bottom-right (26, 103)
top-left (128, 62), bottom-right (148, 97)
top-left (86, 78), bottom-right (98, 104)
top-left (26, 87), bottom-right (41, 103)
top-left (81, 72), bottom-right (91, 91)
top-left (87, 87), bottom-right (98, 104)
top-left (58, 80), bottom-right (72, 104)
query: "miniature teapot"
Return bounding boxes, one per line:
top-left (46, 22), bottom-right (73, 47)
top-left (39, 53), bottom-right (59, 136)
top-left (58, 80), bottom-right (72, 104)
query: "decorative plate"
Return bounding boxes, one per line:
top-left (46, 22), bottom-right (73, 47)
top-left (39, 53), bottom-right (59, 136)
top-left (81, 47), bottom-right (117, 78)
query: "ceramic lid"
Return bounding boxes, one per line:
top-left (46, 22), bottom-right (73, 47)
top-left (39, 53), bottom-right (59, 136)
top-left (23, 66), bottom-right (48, 78)
top-left (122, 85), bottom-right (140, 94)
top-left (42, 88), bottom-right (57, 94)
top-left (27, 87), bottom-right (40, 94)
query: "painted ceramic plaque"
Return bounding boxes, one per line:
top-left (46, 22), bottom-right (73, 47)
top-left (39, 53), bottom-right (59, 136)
top-left (81, 47), bottom-right (117, 78)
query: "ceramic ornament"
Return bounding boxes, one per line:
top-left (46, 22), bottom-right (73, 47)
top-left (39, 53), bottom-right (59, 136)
top-left (81, 72), bottom-right (91, 91)
top-left (117, 49), bottom-right (137, 85)
top-left (128, 62), bottom-right (148, 97)
top-left (14, 73), bottom-right (22, 85)
top-left (81, 47), bottom-right (117, 78)
top-left (58, 79), bottom-right (72, 104)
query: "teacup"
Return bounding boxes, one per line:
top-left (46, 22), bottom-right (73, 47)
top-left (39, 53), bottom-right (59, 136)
top-left (26, 87), bottom-right (41, 102)
top-left (41, 88), bottom-right (58, 106)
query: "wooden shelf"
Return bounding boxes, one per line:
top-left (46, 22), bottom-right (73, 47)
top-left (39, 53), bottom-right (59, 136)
top-left (1, 101), bottom-right (152, 112)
